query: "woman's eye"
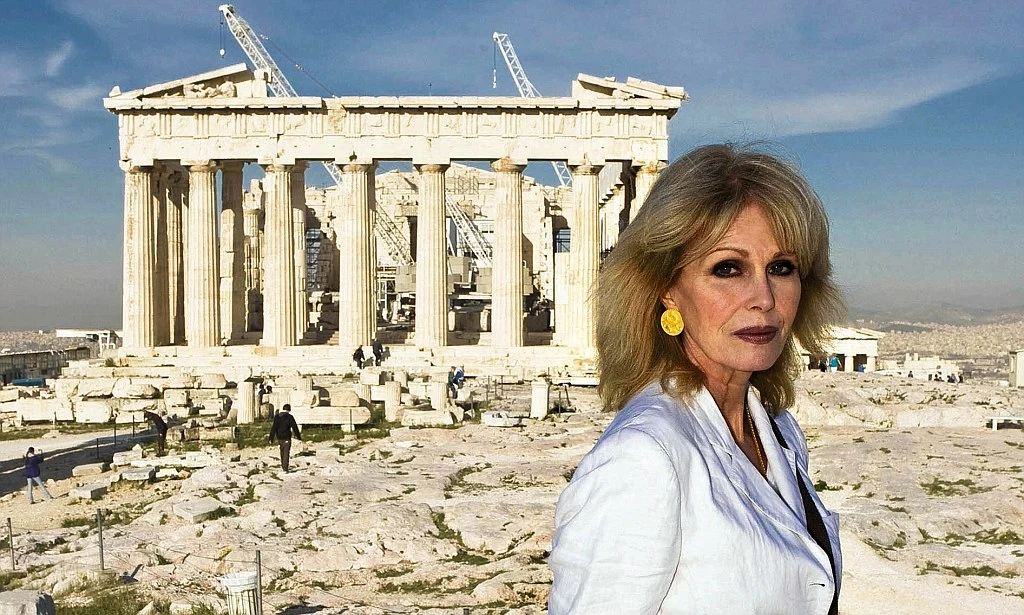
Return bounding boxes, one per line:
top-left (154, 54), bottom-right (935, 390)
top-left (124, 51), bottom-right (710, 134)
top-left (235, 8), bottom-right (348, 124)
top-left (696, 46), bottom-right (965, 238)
top-left (712, 261), bottom-right (741, 277)
top-left (768, 260), bottom-right (797, 276)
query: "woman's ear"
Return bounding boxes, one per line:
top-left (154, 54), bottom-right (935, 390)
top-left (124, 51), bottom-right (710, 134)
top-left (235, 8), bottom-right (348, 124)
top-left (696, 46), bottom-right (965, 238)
top-left (661, 288), bottom-right (680, 312)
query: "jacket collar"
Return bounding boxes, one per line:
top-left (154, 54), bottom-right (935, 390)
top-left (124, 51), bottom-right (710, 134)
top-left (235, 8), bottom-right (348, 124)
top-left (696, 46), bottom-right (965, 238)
top-left (689, 386), bottom-right (812, 544)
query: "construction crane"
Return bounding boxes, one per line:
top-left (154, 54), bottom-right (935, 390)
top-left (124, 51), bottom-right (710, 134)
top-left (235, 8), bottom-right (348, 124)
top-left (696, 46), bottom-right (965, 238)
top-left (492, 32), bottom-right (573, 188)
top-left (219, 4), bottom-right (414, 266)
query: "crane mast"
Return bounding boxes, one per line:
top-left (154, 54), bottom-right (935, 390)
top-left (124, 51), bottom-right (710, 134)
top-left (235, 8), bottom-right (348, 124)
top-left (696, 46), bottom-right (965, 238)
top-left (219, 4), bottom-right (414, 266)
top-left (492, 32), bottom-right (573, 187)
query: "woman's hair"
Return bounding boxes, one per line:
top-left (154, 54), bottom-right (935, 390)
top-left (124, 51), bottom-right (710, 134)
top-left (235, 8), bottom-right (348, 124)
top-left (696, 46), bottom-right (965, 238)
top-left (596, 143), bottom-right (845, 413)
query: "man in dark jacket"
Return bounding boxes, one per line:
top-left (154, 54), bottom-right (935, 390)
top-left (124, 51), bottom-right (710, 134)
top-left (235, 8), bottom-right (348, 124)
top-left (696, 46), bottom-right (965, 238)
top-left (24, 447), bottom-right (54, 504)
top-left (143, 411), bottom-right (168, 455)
top-left (269, 404), bottom-right (302, 472)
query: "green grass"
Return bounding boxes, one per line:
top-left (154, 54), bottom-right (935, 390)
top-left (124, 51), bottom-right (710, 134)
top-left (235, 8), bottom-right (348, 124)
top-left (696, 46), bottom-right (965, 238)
top-left (55, 575), bottom-right (168, 615)
top-left (920, 477), bottom-right (993, 496)
top-left (0, 423), bottom-right (112, 442)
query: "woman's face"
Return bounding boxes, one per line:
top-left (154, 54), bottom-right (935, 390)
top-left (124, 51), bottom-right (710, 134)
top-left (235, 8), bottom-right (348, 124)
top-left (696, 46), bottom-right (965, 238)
top-left (662, 203), bottom-right (802, 384)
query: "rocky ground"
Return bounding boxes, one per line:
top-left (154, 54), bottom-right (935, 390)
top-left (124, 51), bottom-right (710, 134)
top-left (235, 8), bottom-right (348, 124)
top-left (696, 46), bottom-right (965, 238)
top-left (0, 375), bottom-right (1022, 614)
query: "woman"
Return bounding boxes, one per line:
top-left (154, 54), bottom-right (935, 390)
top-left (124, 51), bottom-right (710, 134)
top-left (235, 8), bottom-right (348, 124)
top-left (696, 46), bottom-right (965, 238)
top-left (24, 446), bottom-right (54, 504)
top-left (548, 144), bottom-right (844, 614)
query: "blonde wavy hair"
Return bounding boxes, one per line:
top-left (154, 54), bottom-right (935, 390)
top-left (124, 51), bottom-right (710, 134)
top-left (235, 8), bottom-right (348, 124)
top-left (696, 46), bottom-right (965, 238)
top-left (597, 143), bottom-right (845, 413)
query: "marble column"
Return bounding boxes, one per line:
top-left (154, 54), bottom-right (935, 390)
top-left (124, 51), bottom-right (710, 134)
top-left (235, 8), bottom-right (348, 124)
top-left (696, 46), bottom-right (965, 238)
top-left (121, 165), bottom-right (156, 350)
top-left (166, 167), bottom-right (187, 345)
top-left (491, 158), bottom-right (526, 348)
top-left (568, 162), bottom-right (602, 351)
top-left (219, 161), bottom-right (246, 343)
top-left (243, 183), bottom-right (264, 333)
top-left (630, 161), bottom-right (666, 223)
top-left (262, 164), bottom-right (297, 347)
top-left (291, 162), bottom-right (309, 341)
top-left (335, 163), bottom-right (377, 349)
top-left (185, 161), bottom-right (221, 347)
top-left (414, 163), bottom-right (448, 348)
top-left (151, 165), bottom-right (170, 346)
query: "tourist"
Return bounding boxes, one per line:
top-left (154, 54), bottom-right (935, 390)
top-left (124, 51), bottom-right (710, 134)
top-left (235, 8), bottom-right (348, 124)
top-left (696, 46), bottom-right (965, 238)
top-left (143, 410), bottom-right (168, 455)
top-left (372, 339), bottom-right (385, 366)
top-left (24, 447), bottom-right (54, 504)
top-left (352, 346), bottom-right (365, 369)
top-left (268, 403), bottom-right (302, 472)
top-left (448, 366), bottom-right (465, 400)
top-left (548, 144), bottom-right (843, 614)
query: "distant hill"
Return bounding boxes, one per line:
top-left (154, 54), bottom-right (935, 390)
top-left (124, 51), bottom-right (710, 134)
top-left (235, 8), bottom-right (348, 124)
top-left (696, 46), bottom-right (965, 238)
top-left (849, 302), bottom-right (1024, 326)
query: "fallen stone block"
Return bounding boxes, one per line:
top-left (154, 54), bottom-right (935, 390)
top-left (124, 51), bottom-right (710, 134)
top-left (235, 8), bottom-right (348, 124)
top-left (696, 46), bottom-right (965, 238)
top-left (112, 448), bottom-right (145, 467)
top-left (115, 399), bottom-right (159, 415)
top-left (155, 468), bottom-right (180, 479)
top-left (15, 398), bottom-right (73, 423)
top-left (71, 463), bottom-right (108, 477)
top-left (401, 408), bottom-right (457, 427)
top-left (359, 370), bottom-right (384, 386)
top-left (199, 373), bottom-right (228, 389)
top-left (172, 496), bottom-right (230, 523)
top-left (163, 389), bottom-right (189, 407)
top-left (291, 406), bottom-right (371, 428)
top-left (77, 378), bottom-right (116, 398)
top-left (52, 378), bottom-right (79, 399)
top-left (69, 483), bottom-right (107, 500)
top-left (0, 590), bottom-right (56, 614)
top-left (112, 379), bottom-right (160, 399)
top-left (332, 388), bottom-right (360, 407)
top-left (122, 467), bottom-right (156, 482)
top-left (198, 426), bottom-right (235, 441)
top-left (74, 399), bottom-right (113, 423)
top-left (0, 389), bottom-right (20, 404)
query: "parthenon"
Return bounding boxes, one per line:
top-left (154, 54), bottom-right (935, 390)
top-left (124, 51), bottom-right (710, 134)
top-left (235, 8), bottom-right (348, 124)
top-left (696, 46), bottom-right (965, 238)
top-left (104, 63), bottom-right (686, 372)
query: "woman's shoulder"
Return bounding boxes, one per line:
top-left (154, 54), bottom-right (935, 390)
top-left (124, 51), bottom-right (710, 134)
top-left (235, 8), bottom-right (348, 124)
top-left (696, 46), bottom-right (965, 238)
top-left (600, 382), bottom-right (705, 449)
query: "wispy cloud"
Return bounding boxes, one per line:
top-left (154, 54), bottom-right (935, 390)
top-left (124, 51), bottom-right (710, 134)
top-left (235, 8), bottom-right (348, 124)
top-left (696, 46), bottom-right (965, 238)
top-left (0, 52), bottom-right (29, 96)
top-left (48, 84), bottom-right (107, 112)
top-left (44, 41), bottom-right (75, 77)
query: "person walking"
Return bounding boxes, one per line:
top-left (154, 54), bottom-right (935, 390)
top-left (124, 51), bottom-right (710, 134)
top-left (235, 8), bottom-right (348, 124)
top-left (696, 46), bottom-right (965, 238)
top-left (352, 346), bottom-right (365, 369)
top-left (372, 339), bottom-right (385, 367)
top-left (143, 410), bottom-right (169, 455)
top-left (24, 447), bottom-right (54, 504)
top-left (269, 404), bottom-right (302, 472)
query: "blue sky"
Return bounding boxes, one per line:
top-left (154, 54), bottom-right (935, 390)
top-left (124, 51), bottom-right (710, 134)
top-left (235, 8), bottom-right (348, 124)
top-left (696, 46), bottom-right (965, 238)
top-left (0, 0), bottom-right (1022, 329)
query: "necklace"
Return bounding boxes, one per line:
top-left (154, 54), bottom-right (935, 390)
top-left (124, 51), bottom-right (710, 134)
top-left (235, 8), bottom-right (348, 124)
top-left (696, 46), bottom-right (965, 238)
top-left (745, 399), bottom-right (766, 476)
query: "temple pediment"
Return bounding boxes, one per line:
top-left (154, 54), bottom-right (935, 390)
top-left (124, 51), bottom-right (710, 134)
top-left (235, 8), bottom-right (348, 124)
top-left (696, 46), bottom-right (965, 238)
top-left (573, 73), bottom-right (688, 101)
top-left (107, 63), bottom-right (269, 100)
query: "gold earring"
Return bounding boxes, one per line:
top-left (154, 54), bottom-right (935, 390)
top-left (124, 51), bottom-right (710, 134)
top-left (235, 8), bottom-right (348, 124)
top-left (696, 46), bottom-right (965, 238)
top-left (661, 308), bottom-right (684, 336)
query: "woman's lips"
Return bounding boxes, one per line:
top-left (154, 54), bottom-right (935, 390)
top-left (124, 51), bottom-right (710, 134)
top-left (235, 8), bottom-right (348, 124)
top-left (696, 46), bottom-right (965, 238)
top-left (734, 326), bottom-right (778, 345)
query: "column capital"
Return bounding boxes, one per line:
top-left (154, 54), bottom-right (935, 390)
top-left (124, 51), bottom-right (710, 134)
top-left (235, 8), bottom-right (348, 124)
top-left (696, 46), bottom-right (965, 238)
top-left (491, 157), bottom-right (526, 174)
top-left (414, 163), bottom-right (449, 174)
top-left (342, 162), bottom-right (377, 174)
top-left (290, 160), bottom-right (309, 173)
top-left (219, 160), bottom-right (245, 173)
top-left (261, 163), bottom-right (292, 174)
top-left (634, 161), bottom-right (667, 175)
top-left (185, 160), bottom-right (218, 173)
top-left (570, 162), bottom-right (602, 175)
top-left (121, 163), bottom-right (153, 174)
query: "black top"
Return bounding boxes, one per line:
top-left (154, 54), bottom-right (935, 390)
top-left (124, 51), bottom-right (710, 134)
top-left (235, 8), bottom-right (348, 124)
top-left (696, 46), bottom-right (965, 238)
top-left (24, 452), bottom-right (44, 478)
top-left (143, 411), bottom-right (168, 435)
top-left (269, 412), bottom-right (301, 442)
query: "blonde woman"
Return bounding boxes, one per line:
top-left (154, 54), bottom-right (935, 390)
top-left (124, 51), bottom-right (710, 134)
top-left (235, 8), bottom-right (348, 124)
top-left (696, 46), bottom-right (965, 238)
top-left (549, 144), bottom-right (844, 614)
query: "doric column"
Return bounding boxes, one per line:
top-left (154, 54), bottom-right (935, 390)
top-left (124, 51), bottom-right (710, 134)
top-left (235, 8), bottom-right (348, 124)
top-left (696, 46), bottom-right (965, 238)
top-left (261, 164), bottom-right (297, 347)
top-left (335, 163), bottom-right (377, 349)
top-left (219, 161), bottom-right (245, 342)
top-left (630, 161), bottom-right (666, 223)
top-left (290, 162), bottom-right (309, 340)
top-left (185, 161), bottom-right (221, 347)
top-left (151, 165), bottom-right (170, 346)
top-left (243, 181), bottom-right (264, 332)
top-left (121, 165), bottom-right (156, 350)
top-left (413, 163), bottom-right (449, 348)
top-left (166, 167), bottom-right (187, 344)
top-left (567, 162), bottom-right (602, 351)
top-left (491, 158), bottom-right (526, 348)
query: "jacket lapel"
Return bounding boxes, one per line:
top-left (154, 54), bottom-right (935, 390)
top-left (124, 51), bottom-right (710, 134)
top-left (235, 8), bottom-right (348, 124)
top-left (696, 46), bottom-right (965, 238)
top-left (690, 388), bottom-right (810, 541)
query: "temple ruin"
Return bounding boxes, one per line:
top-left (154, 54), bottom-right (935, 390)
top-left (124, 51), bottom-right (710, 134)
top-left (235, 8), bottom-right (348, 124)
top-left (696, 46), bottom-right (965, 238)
top-left (102, 63), bottom-right (687, 377)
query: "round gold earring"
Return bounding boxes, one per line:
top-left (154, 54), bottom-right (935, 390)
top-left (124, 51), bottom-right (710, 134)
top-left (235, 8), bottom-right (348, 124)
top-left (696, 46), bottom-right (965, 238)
top-left (660, 308), bottom-right (684, 336)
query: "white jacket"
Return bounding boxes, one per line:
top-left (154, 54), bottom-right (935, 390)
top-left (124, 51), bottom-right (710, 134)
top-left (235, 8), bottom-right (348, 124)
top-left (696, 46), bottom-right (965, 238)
top-left (548, 383), bottom-right (841, 614)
